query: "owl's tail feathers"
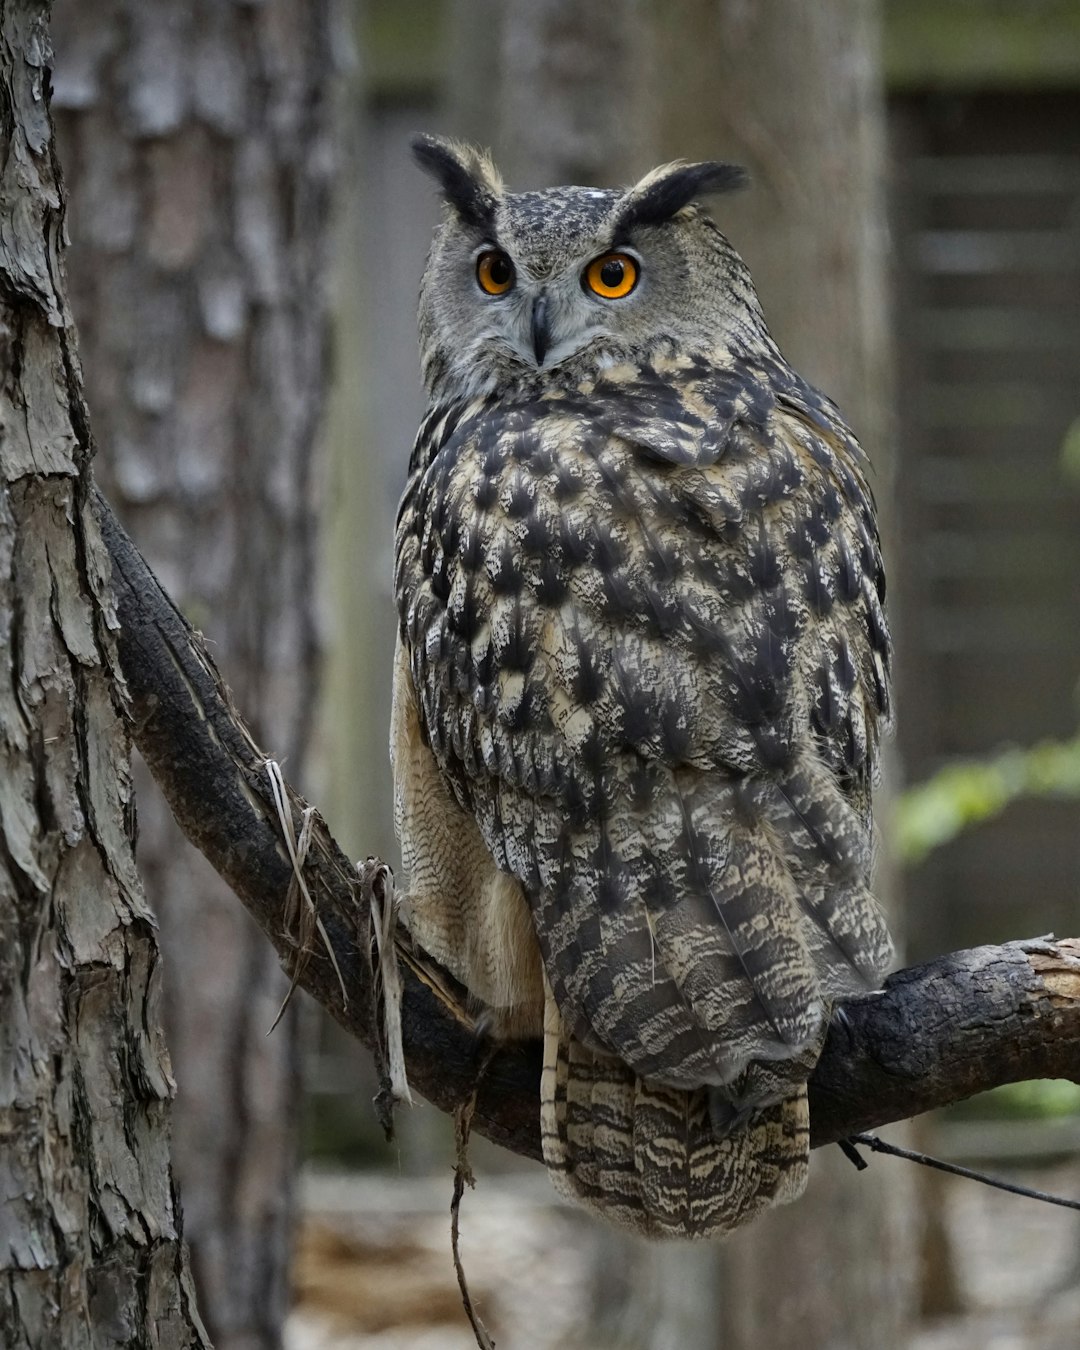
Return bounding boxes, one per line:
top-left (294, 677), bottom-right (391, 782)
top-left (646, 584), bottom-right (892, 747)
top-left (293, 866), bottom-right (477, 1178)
top-left (540, 985), bottom-right (809, 1240)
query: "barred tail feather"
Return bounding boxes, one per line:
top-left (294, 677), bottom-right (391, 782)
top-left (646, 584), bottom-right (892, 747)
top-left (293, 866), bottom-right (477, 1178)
top-left (540, 985), bottom-right (810, 1240)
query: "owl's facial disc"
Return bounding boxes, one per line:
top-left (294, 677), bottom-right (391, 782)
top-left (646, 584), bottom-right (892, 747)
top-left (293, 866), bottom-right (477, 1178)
top-left (474, 243), bottom-right (643, 371)
top-left (412, 139), bottom-right (757, 397)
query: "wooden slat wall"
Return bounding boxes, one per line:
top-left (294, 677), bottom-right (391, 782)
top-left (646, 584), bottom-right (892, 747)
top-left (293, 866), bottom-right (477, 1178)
top-left (892, 92), bottom-right (1080, 957)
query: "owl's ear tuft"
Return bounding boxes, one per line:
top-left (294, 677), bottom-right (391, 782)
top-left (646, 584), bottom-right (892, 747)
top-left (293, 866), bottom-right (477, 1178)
top-left (411, 134), bottom-right (504, 232)
top-left (615, 160), bottom-right (748, 233)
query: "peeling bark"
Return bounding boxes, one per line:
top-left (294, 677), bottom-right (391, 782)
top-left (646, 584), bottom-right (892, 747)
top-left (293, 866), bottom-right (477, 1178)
top-left (0, 3), bottom-right (206, 1345)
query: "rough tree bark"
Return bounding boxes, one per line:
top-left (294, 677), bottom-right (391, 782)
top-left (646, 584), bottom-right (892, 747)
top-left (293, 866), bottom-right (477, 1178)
top-left (47, 4), bottom-right (340, 1344)
top-left (0, 3), bottom-right (206, 1345)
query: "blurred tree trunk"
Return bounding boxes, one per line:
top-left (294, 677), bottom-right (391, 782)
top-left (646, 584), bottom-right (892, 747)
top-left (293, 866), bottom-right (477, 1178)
top-left (496, 0), bottom-right (657, 184)
top-left (0, 3), bottom-right (206, 1344)
top-left (50, 3), bottom-right (341, 1346)
top-left (449, 1), bottom-right (915, 1346)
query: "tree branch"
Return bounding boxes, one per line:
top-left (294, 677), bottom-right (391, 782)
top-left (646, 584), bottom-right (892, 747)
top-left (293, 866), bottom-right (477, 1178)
top-left (95, 487), bottom-right (1080, 1161)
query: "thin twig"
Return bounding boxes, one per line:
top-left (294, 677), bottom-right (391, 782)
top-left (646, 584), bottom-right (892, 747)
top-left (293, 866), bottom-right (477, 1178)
top-left (846, 1132), bottom-right (1080, 1213)
top-left (267, 795), bottom-right (318, 1033)
top-left (367, 861), bottom-right (412, 1106)
top-left (452, 1098), bottom-right (496, 1350)
top-left (263, 757), bottom-right (347, 1022)
top-left (358, 858), bottom-right (413, 1137)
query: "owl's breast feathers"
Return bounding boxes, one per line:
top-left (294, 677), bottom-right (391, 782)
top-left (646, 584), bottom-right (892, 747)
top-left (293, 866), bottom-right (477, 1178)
top-left (395, 347), bottom-right (892, 1106)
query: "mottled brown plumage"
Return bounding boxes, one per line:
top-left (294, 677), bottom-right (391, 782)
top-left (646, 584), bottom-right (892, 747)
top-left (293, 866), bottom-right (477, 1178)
top-left (392, 136), bottom-right (893, 1238)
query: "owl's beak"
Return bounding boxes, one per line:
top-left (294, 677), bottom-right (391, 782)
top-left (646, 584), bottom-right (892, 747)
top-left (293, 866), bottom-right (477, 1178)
top-left (530, 293), bottom-right (550, 365)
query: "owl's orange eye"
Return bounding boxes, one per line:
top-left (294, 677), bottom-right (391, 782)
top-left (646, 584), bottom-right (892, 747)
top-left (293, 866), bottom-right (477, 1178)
top-left (583, 252), bottom-right (639, 299)
top-left (476, 250), bottom-right (515, 296)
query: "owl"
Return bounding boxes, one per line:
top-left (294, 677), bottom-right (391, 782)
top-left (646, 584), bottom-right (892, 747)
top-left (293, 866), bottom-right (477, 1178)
top-left (391, 135), bottom-right (893, 1239)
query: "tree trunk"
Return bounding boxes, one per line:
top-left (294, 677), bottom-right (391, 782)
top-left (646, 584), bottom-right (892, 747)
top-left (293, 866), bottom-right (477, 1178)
top-left (0, 3), bottom-right (206, 1345)
top-left (496, 0), bottom-right (657, 186)
top-left (49, 3), bottom-right (340, 1345)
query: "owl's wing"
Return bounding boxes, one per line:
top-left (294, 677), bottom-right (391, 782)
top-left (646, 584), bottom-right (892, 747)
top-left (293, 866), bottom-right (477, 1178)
top-left (395, 366), bottom-right (892, 1094)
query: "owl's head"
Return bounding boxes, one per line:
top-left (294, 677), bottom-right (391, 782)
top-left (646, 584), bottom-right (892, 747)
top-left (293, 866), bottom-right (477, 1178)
top-left (412, 134), bottom-right (771, 403)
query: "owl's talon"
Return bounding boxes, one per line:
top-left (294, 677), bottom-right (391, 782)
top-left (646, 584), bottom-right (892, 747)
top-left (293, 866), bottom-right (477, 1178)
top-left (829, 1003), bottom-right (859, 1051)
top-left (472, 1010), bottom-right (496, 1043)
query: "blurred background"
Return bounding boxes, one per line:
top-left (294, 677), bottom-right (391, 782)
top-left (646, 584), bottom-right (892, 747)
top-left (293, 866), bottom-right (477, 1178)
top-left (49, 0), bottom-right (1080, 1347)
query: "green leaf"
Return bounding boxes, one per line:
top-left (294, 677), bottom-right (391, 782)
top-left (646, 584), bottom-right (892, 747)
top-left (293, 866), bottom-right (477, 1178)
top-left (896, 735), bottom-right (1080, 865)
